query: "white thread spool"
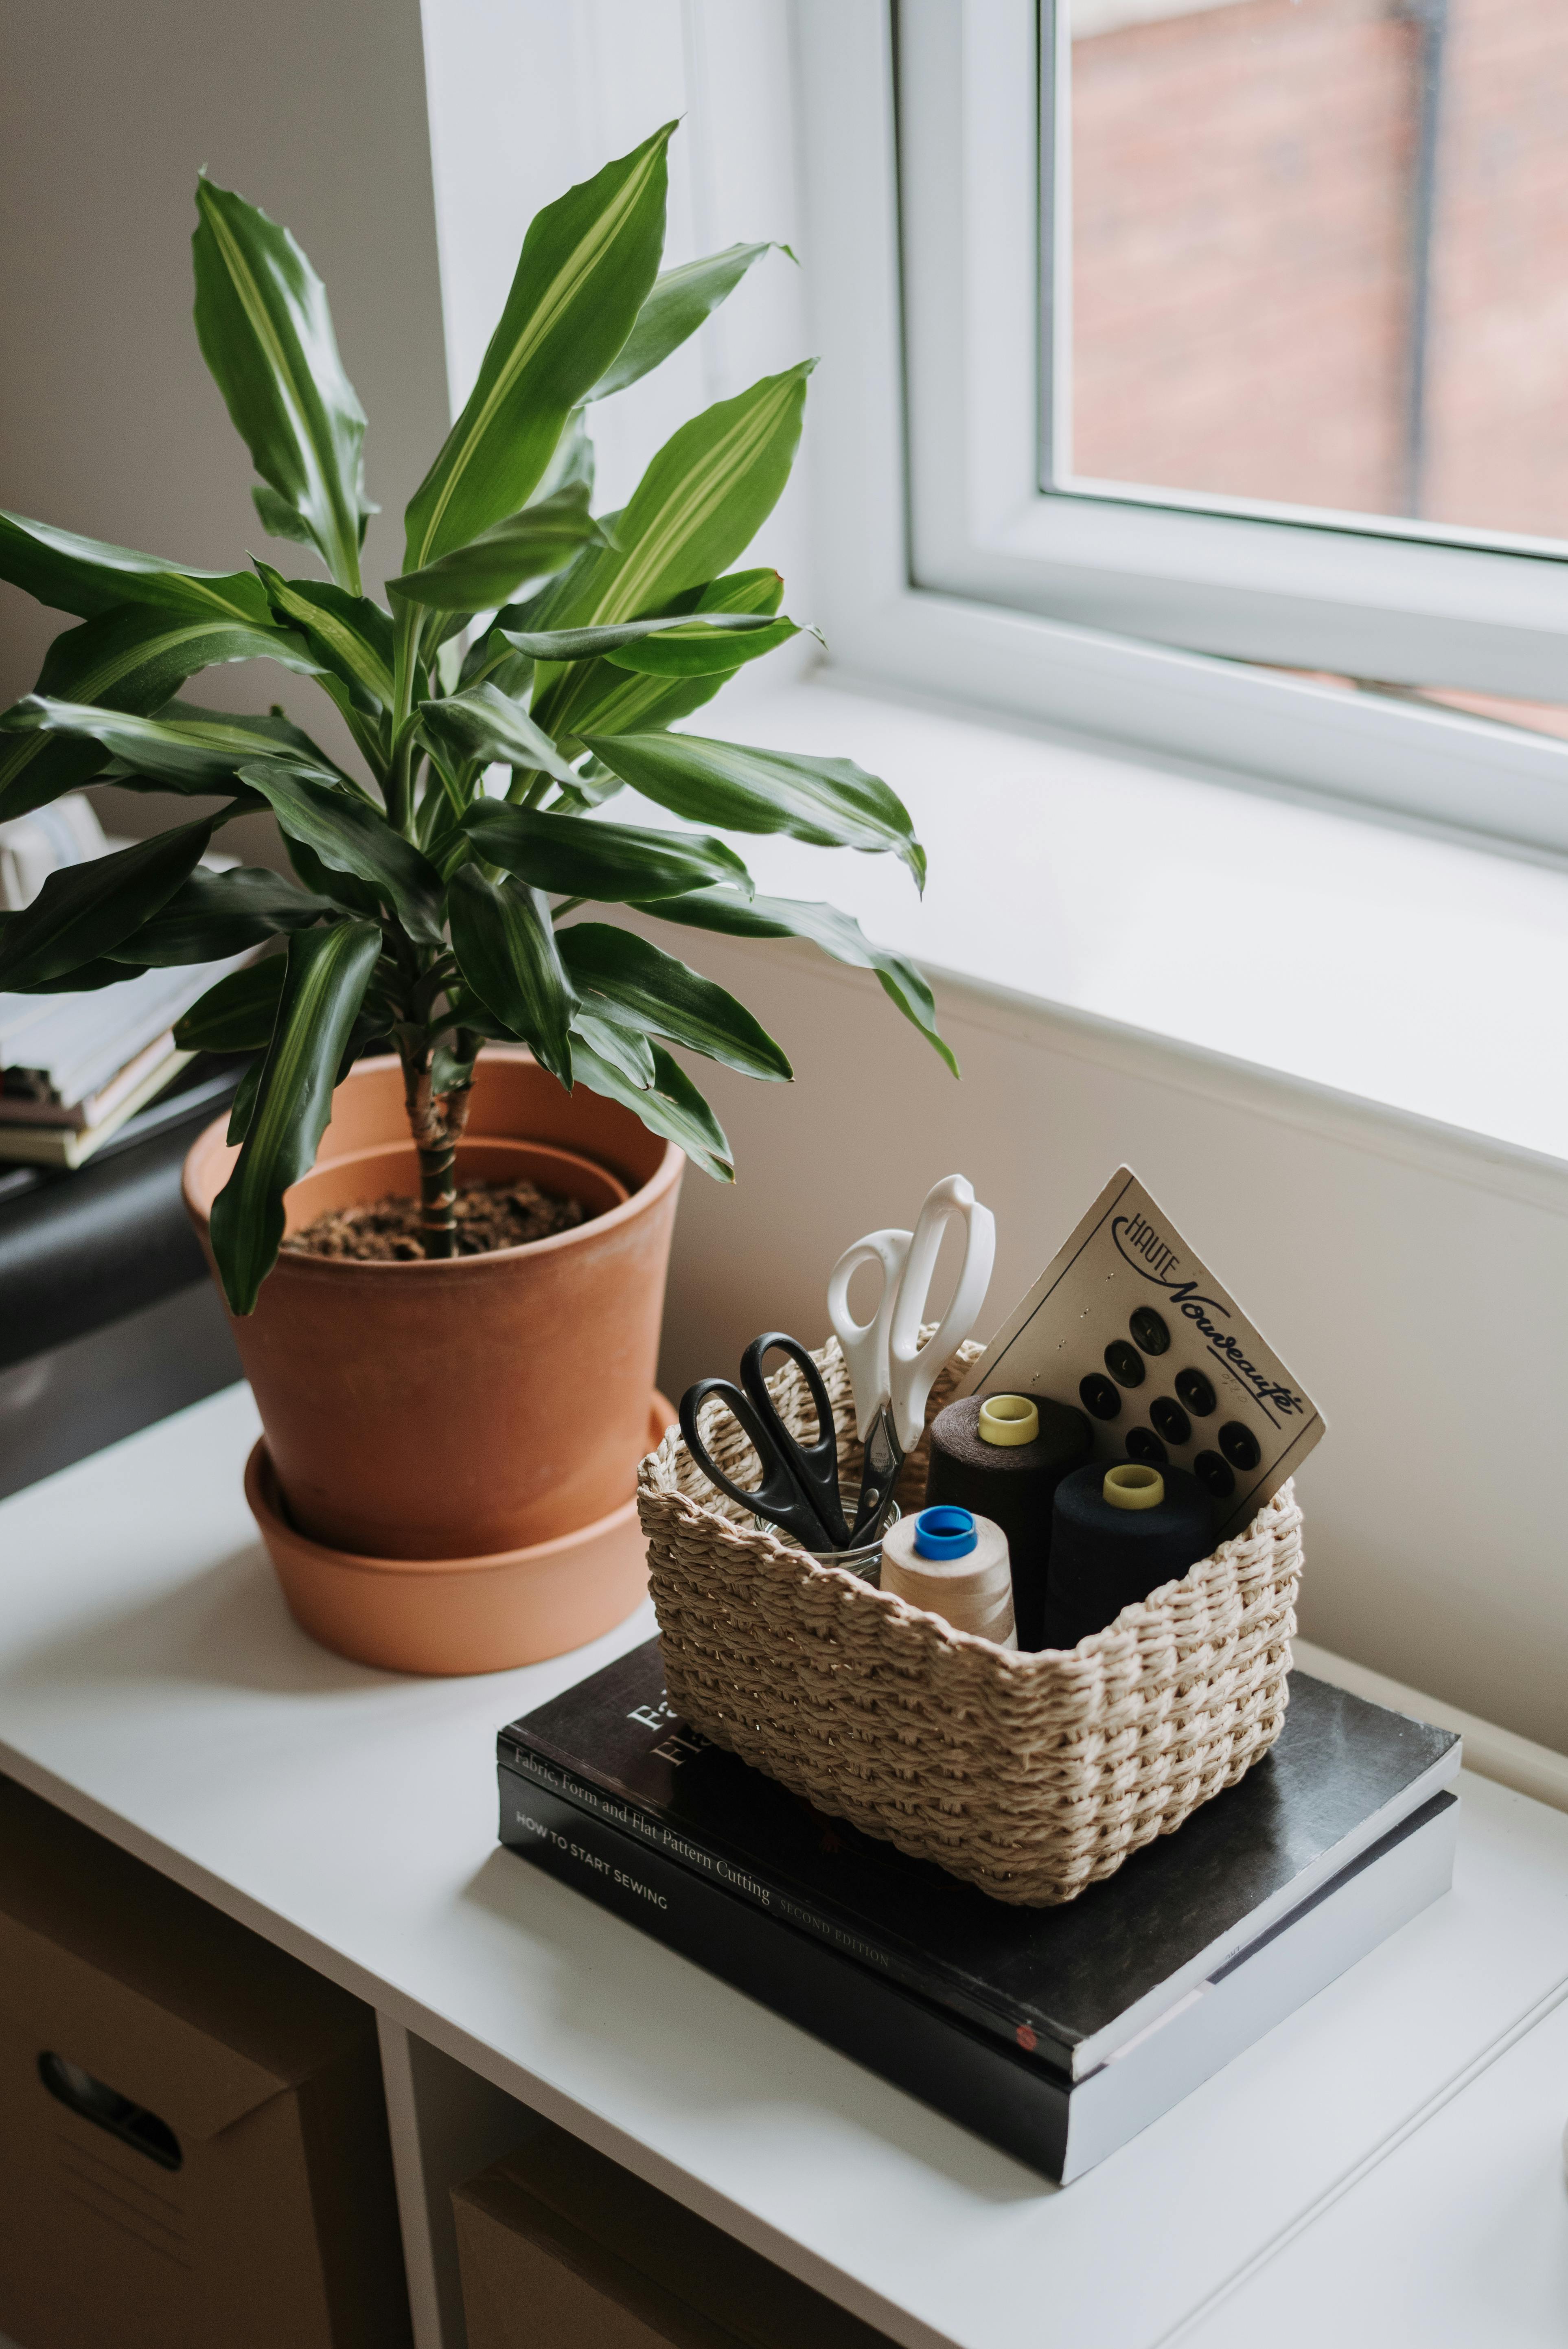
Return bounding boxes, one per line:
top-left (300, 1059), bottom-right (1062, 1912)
top-left (880, 1506), bottom-right (1016, 1647)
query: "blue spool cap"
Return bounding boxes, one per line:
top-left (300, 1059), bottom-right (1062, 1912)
top-left (913, 1505), bottom-right (978, 1560)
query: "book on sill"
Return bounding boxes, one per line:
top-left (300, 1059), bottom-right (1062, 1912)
top-left (499, 1641), bottom-right (1462, 2082)
top-left (0, 1047), bottom-right (193, 1167)
top-left (0, 958), bottom-right (247, 1113)
top-left (0, 1029), bottom-right (182, 1128)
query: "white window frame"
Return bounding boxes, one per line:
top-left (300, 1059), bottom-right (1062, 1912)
top-left (794, 0), bottom-right (1568, 858)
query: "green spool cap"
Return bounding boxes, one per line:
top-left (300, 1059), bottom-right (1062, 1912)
top-left (1104, 1462), bottom-right (1164, 1512)
top-left (978, 1394), bottom-right (1040, 1447)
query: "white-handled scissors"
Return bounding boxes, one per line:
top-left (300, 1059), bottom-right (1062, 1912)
top-left (826, 1174), bottom-right (995, 1540)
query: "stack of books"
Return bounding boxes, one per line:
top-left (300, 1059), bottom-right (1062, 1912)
top-left (0, 795), bottom-right (250, 1168)
top-left (498, 1642), bottom-right (1461, 2181)
top-left (0, 979), bottom-right (202, 1168)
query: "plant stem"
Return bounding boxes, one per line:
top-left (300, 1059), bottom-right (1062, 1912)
top-left (443, 1074), bottom-right (475, 1148)
top-left (401, 1045), bottom-right (458, 1258)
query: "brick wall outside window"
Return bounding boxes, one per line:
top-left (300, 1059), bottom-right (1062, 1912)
top-left (1070, 0), bottom-right (1568, 538)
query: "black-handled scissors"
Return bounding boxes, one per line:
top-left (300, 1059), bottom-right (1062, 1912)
top-left (679, 1332), bottom-right (852, 1551)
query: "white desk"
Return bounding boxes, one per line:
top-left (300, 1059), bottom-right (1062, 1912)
top-left (1, 1383), bottom-right (1565, 2349)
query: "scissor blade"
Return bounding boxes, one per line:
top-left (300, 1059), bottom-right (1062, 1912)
top-left (850, 1409), bottom-right (903, 1546)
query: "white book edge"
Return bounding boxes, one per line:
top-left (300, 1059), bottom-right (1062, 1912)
top-left (0, 1049), bottom-right (195, 1167)
top-left (1, 949), bottom-right (254, 1104)
top-left (1073, 1719), bottom-right (1464, 2077)
top-left (0, 1030), bottom-right (177, 1128)
top-left (1064, 1794), bottom-right (1460, 2180)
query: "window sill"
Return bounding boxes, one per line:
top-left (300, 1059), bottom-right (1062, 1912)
top-left (692, 670), bottom-right (1568, 1177)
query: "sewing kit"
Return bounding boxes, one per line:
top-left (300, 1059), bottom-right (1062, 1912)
top-left (501, 1160), bottom-right (1460, 2181)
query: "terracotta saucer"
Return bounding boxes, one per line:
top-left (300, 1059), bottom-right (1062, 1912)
top-left (244, 1393), bottom-right (675, 1676)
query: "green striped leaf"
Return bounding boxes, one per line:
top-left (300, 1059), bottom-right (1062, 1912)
top-left (582, 730), bottom-right (926, 889)
top-left (251, 484), bottom-right (317, 548)
top-left (3, 693), bottom-right (328, 794)
top-left (226, 1054), bottom-right (265, 1146)
top-left (237, 764), bottom-right (445, 944)
top-left (558, 923), bottom-right (790, 1081)
top-left (418, 686), bottom-right (579, 784)
top-left (0, 949), bottom-right (139, 993)
top-left (403, 125), bottom-right (674, 570)
top-left (448, 864), bottom-right (574, 1086)
top-left (569, 1033), bottom-right (733, 1182)
top-left (637, 887), bottom-right (958, 1076)
top-left (391, 484), bottom-right (606, 612)
top-left (605, 615), bottom-right (800, 678)
top-left (107, 866), bottom-right (331, 965)
top-left (533, 554), bottom-right (791, 747)
top-left (0, 817), bottom-right (215, 987)
top-left (530, 366), bottom-right (810, 653)
top-left (142, 699), bottom-right (353, 782)
top-left (33, 605), bottom-right (316, 709)
top-left (209, 920), bottom-right (383, 1312)
top-left (569, 1009), bottom-right (654, 1087)
top-left (253, 566), bottom-right (394, 708)
top-left (589, 242), bottom-right (786, 400)
top-left (462, 799), bottom-right (751, 902)
top-left (173, 956), bottom-right (287, 1052)
top-left (193, 177), bottom-right (370, 592)
top-left (282, 833), bottom-right (383, 920)
top-left (0, 508), bottom-right (273, 624)
top-left (497, 611), bottom-right (777, 663)
top-left (548, 581), bottom-right (790, 743)
top-left (0, 603), bottom-right (319, 816)
top-left (0, 728), bottom-right (105, 825)
top-left (458, 603), bottom-right (778, 727)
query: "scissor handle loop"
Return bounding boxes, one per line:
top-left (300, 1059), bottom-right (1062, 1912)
top-left (887, 1175), bottom-right (996, 1453)
top-left (678, 1373), bottom-right (841, 1551)
top-left (740, 1333), bottom-right (850, 1550)
top-left (825, 1227), bottom-right (911, 1442)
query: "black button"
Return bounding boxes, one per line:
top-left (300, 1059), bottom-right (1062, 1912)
top-left (1125, 1426), bottom-right (1167, 1465)
top-left (1129, 1306), bottom-right (1170, 1355)
top-left (1079, 1372), bottom-right (1122, 1421)
top-left (1104, 1340), bottom-right (1145, 1389)
top-left (1174, 1367), bottom-right (1217, 1416)
top-left (1149, 1396), bottom-right (1191, 1446)
top-left (1193, 1450), bottom-right (1235, 1499)
top-left (1218, 1421), bottom-right (1261, 1470)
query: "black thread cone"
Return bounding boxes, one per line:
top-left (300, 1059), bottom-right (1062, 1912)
top-left (924, 1395), bottom-right (1091, 1651)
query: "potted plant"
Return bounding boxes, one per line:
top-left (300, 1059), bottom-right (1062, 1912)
top-left (0, 123), bottom-right (955, 1672)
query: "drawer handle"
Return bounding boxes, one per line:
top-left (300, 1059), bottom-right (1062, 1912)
top-left (38, 2052), bottom-right (182, 2171)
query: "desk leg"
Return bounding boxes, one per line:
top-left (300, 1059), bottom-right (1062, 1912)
top-left (377, 2013), bottom-right (537, 2349)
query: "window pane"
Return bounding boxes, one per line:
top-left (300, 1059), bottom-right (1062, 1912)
top-left (1066, 0), bottom-right (1568, 538)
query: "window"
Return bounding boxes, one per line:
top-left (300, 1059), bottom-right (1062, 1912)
top-left (797, 0), bottom-right (1568, 853)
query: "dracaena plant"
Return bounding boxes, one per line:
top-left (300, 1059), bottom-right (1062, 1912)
top-left (0, 124), bottom-right (953, 1313)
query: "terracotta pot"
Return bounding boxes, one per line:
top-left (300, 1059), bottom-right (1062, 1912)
top-left (245, 1400), bottom-right (674, 1675)
top-left (183, 1049), bottom-right (683, 1567)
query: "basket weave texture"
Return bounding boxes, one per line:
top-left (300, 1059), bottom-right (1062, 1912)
top-left (638, 1336), bottom-right (1303, 1905)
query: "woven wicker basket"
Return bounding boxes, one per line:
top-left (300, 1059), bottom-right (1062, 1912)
top-left (638, 1336), bottom-right (1303, 1906)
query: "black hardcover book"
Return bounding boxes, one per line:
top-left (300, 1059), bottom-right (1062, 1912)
top-left (498, 1751), bottom-right (1458, 2180)
top-left (499, 1641), bottom-right (1460, 2080)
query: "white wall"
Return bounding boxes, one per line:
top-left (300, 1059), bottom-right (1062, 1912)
top-left (0, 0), bottom-right (452, 860)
